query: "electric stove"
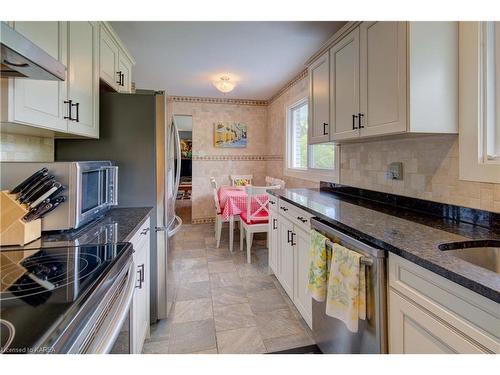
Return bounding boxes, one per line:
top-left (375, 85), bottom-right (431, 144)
top-left (0, 243), bottom-right (133, 354)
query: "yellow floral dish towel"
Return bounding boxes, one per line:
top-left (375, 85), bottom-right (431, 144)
top-left (307, 230), bottom-right (330, 302)
top-left (325, 243), bottom-right (366, 333)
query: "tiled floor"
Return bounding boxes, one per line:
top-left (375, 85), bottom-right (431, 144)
top-left (142, 222), bottom-right (315, 354)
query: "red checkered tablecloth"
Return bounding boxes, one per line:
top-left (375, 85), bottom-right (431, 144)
top-left (218, 186), bottom-right (269, 221)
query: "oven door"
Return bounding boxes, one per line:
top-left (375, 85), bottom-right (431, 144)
top-left (76, 162), bottom-right (118, 228)
top-left (109, 310), bottom-right (132, 354)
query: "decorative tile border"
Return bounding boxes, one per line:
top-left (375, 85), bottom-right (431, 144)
top-left (169, 95), bottom-right (267, 106)
top-left (192, 217), bottom-right (216, 224)
top-left (267, 69), bottom-right (308, 104)
top-left (192, 155), bottom-right (283, 161)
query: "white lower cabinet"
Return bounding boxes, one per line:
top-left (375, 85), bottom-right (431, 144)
top-left (388, 253), bottom-right (500, 354)
top-left (268, 194), bottom-right (312, 328)
top-left (129, 218), bottom-right (151, 354)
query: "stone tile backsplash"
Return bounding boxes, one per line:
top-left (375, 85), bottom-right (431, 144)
top-left (0, 133), bottom-right (54, 162)
top-left (340, 135), bottom-right (500, 213)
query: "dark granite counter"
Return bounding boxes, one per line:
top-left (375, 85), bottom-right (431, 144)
top-left (268, 188), bottom-right (500, 303)
top-left (0, 207), bottom-right (152, 251)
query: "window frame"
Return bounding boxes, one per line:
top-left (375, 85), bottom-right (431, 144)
top-left (284, 95), bottom-right (339, 183)
top-left (459, 22), bottom-right (500, 183)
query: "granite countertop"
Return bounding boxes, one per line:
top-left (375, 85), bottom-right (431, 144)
top-left (0, 207), bottom-right (152, 251)
top-left (269, 188), bottom-right (500, 303)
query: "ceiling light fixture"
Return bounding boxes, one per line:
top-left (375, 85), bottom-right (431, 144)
top-left (213, 75), bottom-right (235, 93)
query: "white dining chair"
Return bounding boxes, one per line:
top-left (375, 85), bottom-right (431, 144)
top-left (239, 185), bottom-right (280, 263)
top-left (210, 177), bottom-right (238, 250)
top-left (230, 174), bottom-right (253, 186)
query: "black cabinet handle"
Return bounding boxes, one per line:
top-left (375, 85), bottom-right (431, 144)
top-left (273, 218), bottom-right (277, 230)
top-left (352, 114), bottom-right (358, 130)
top-left (141, 228), bottom-right (150, 235)
top-left (287, 230), bottom-right (291, 243)
top-left (297, 216), bottom-right (307, 223)
top-left (116, 71), bottom-right (122, 85)
top-left (269, 200), bottom-right (275, 205)
top-left (64, 100), bottom-right (73, 120)
top-left (291, 232), bottom-right (296, 246)
top-left (71, 102), bottom-right (79, 122)
top-left (120, 72), bottom-right (125, 86)
top-left (358, 113), bottom-right (364, 128)
top-left (323, 122), bottom-right (329, 135)
top-left (280, 206), bottom-right (288, 212)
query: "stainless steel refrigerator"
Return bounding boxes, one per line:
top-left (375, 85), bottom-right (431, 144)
top-left (55, 90), bottom-right (182, 323)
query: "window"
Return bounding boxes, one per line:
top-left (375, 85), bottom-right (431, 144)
top-left (286, 98), bottom-right (338, 181)
top-left (483, 22), bottom-right (500, 162)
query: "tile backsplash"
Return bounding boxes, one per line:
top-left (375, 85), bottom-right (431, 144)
top-left (0, 133), bottom-right (54, 162)
top-left (340, 135), bottom-right (500, 213)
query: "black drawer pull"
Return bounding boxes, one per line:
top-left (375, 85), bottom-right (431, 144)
top-left (136, 264), bottom-right (145, 289)
top-left (280, 206), bottom-right (288, 212)
top-left (116, 71), bottom-right (122, 84)
top-left (323, 122), bottom-right (329, 135)
top-left (141, 228), bottom-right (150, 235)
top-left (71, 102), bottom-right (79, 122)
top-left (269, 200), bottom-right (275, 205)
top-left (273, 218), bottom-right (277, 230)
top-left (352, 114), bottom-right (358, 130)
top-left (297, 216), bottom-right (307, 223)
top-left (287, 230), bottom-right (291, 243)
top-left (358, 113), bottom-right (364, 128)
top-left (64, 100), bottom-right (73, 120)
top-left (291, 232), bottom-right (296, 246)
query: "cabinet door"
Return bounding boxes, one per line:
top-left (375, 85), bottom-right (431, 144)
top-left (330, 27), bottom-right (360, 141)
top-left (11, 22), bottom-right (68, 132)
top-left (118, 53), bottom-right (132, 93)
top-left (388, 290), bottom-right (487, 354)
top-left (99, 26), bottom-right (120, 91)
top-left (308, 52), bottom-right (330, 144)
top-left (278, 217), bottom-right (294, 298)
top-left (359, 22), bottom-right (407, 137)
top-left (268, 211), bottom-right (279, 275)
top-left (293, 227), bottom-right (312, 328)
top-left (67, 22), bottom-right (99, 138)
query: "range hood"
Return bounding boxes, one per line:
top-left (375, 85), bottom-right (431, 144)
top-left (1, 22), bottom-right (66, 81)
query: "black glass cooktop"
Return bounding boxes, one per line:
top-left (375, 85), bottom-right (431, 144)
top-left (0, 243), bottom-right (132, 354)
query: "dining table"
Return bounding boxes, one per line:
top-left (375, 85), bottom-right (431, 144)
top-left (217, 185), bottom-right (269, 252)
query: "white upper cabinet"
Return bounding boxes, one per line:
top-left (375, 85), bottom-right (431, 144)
top-left (308, 21), bottom-right (458, 143)
top-left (99, 23), bottom-right (135, 94)
top-left (67, 22), bottom-right (99, 138)
top-left (4, 22), bottom-right (68, 133)
top-left (330, 27), bottom-right (360, 141)
top-left (359, 21), bottom-right (407, 137)
top-left (99, 25), bottom-right (120, 92)
top-left (308, 52), bottom-right (330, 144)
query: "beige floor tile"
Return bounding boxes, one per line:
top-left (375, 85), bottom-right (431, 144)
top-left (209, 272), bottom-right (243, 289)
top-left (241, 275), bottom-right (276, 293)
top-left (213, 303), bottom-right (257, 332)
top-left (254, 309), bottom-right (306, 340)
top-left (247, 288), bottom-right (288, 313)
top-left (237, 263), bottom-right (268, 278)
top-left (148, 319), bottom-right (171, 342)
top-left (178, 268), bottom-right (210, 283)
top-left (208, 260), bottom-right (237, 274)
top-left (142, 339), bottom-right (169, 354)
top-left (172, 298), bottom-right (213, 323)
top-left (176, 281), bottom-right (212, 301)
top-left (263, 333), bottom-right (315, 353)
top-left (168, 319), bottom-right (216, 354)
top-left (216, 327), bottom-right (266, 354)
top-left (192, 348), bottom-right (218, 354)
top-left (179, 257), bottom-right (207, 271)
top-left (174, 249), bottom-right (207, 259)
top-left (212, 285), bottom-right (248, 306)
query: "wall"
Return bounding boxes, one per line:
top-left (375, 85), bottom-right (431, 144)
top-left (265, 74), bottom-right (318, 189)
top-left (171, 99), bottom-right (269, 221)
top-left (340, 135), bottom-right (500, 213)
top-left (0, 133), bottom-right (54, 162)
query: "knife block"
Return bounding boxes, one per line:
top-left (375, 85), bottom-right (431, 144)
top-left (0, 191), bottom-right (41, 246)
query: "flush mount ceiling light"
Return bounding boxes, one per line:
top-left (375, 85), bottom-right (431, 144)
top-left (213, 75), bottom-right (235, 93)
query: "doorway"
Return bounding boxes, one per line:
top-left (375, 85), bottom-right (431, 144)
top-left (174, 114), bottom-right (193, 224)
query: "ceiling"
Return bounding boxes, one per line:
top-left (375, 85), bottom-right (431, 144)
top-left (110, 21), bottom-right (345, 100)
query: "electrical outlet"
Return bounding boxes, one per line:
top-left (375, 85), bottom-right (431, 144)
top-left (387, 162), bottom-right (403, 180)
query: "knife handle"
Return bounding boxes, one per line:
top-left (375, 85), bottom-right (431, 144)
top-left (19, 174), bottom-right (53, 202)
top-left (11, 167), bottom-right (48, 194)
top-left (31, 184), bottom-right (61, 208)
top-left (21, 178), bottom-right (55, 204)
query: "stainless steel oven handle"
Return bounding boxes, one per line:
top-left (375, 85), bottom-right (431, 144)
top-left (102, 166), bottom-right (119, 206)
top-left (89, 260), bottom-right (136, 354)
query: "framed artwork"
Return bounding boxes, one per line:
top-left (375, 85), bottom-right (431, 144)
top-left (180, 139), bottom-right (192, 159)
top-left (214, 121), bottom-right (247, 148)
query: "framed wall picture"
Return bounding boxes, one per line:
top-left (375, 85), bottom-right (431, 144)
top-left (214, 121), bottom-right (247, 148)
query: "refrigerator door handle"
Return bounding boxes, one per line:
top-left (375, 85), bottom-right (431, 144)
top-left (173, 120), bottom-right (181, 200)
top-left (168, 215), bottom-right (183, 237)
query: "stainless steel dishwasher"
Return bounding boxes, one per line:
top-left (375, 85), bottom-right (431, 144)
top-left (310, 217), bottom-right (388, 354)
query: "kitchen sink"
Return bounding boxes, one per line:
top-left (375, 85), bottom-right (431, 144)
top-left (438, 240), bottom-right (500, 274)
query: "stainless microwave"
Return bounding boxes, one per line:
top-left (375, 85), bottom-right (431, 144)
top-left (0, 161), bottom-right (118, 231)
